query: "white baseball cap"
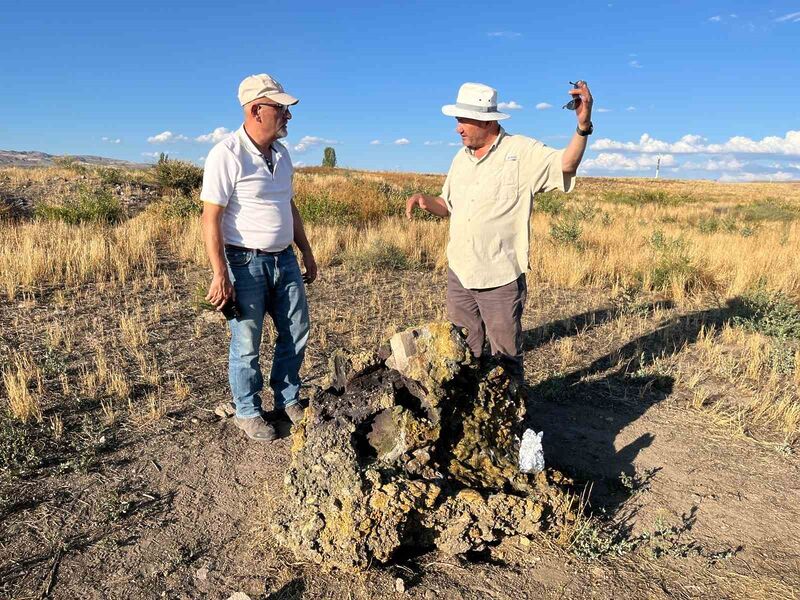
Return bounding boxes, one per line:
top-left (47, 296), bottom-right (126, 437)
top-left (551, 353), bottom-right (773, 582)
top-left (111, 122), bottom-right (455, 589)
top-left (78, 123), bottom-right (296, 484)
top-left (442, 82), bottom-right (510, 121)
top-left (237, 73), bottom-right (299, 107)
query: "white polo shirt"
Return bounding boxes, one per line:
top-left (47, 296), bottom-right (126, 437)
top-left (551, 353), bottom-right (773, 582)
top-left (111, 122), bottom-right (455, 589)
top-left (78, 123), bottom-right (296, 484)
top-left (201, 125), bottom-right (294, 251)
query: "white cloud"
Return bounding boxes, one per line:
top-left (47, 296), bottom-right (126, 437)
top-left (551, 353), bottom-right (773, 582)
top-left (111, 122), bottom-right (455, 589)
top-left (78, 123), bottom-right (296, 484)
top-left (198, 156), bottom-right (206, 164)
top-left (592, 130), bottom-right (800, 156)
top-left (681, 158), bottom-right (746, 171)
top-left (147, 131), bottom-right (188, 144)
top-left (293, 135), bottom-right (339, 153)
top-left (775, 11), bottom-right (800, 23)
top-left (718, 171), bottom-right (796, 182)
top-left (709, 15), bottom-right (722, 22)
top-left (369, 140), bottom-right (381, 145)
top-left (195, 127), bottom-right (232, 144)
top-left (596, 108), bottom-right (612, 113)
top-left (581, 152), bottom-right (675, 172)
top-left (294, 161), bottom-right (306, 168)
top-left (423, 141), bottom-right (443, 146)
top-left (141, 151), bottom-right (167, 159)
top-left (629, 60), bottom-right (642, 68)
top-left (535, 102), bottom-right (552, 110)
top-left (498, 100), bottom-right (523, 110)
top-left (626, 106), bottom-right (637, 112)
top-left (487, 31), bottom-right (521, 38)
top-left (394, 138), bottom-right (410, 145)
top-left (448, 142), bottom-right (461, 147)
top-left (101, 137), bottom-right (121, 144)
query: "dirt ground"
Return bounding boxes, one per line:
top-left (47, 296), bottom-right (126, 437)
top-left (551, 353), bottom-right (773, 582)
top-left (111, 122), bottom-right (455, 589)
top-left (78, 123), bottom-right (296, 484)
top-left (1, 260), bottom-right (799, 599)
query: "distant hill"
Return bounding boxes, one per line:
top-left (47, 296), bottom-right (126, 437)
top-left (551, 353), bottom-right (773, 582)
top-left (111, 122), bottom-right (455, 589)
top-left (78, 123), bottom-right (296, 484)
top-left (0, 150), bottom-right (148, 168)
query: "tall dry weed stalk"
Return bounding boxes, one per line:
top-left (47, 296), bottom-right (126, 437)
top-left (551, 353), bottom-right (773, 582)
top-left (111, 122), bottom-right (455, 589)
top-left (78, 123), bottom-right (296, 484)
top-left (2, 352), bottom-right (43, 423)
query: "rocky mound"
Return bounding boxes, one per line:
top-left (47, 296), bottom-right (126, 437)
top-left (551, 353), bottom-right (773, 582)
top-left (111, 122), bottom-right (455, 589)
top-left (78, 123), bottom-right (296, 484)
top-left (271, 322), bottom-right (577, 571)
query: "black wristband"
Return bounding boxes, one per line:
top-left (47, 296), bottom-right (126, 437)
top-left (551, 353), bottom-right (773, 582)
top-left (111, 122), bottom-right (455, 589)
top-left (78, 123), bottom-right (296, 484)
top-left (577, 122), bottom-right (593, 136)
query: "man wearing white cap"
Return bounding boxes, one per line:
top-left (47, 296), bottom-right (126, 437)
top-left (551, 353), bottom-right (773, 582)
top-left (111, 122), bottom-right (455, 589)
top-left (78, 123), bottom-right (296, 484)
top-left (201, 73), bottom-right (317, 441)
top-left (406, 81), bottom-right (593, 379)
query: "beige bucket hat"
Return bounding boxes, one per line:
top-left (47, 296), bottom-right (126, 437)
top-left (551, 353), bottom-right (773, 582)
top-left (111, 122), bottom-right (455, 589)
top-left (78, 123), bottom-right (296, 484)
top-left (441, 82), bottom-right (510, 121)
top-left (237, 73), bottom-right (299, 107)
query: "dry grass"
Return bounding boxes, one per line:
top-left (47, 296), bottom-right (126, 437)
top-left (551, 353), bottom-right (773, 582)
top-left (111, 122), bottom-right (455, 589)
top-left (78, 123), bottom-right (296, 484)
top-left (2, 166), bottom-right (800, 443)
top-left (0, 216), bottom-right (162, 299)
top-left (2, 351), bottom-right (43, 423)
top-left (677, 323), bottom-right (800, 441)
top-left (4, 168), bottom-right (800, 307)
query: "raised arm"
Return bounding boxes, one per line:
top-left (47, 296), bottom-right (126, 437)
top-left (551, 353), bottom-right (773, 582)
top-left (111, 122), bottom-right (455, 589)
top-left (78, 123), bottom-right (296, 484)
top-left (562, 80), bottom-right (594, 174)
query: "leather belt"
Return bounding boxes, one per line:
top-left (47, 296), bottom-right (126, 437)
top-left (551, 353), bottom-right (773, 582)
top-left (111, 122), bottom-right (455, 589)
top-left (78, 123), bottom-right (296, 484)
top-left (224, 244), bottom-right (288, 256)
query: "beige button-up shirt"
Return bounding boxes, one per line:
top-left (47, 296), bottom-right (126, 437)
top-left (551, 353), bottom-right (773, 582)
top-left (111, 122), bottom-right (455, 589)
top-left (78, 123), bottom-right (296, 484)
top-left (442, 127), bottom-right (575, 289)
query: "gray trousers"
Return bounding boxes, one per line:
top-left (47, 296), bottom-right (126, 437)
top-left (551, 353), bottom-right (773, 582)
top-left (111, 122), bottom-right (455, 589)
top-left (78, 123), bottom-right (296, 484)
top-left (446, 268), bottom-right (527, 378)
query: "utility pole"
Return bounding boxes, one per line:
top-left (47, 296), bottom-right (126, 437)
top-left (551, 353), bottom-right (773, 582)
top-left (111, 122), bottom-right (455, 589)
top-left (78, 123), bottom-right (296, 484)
top-left (655, 155), bottom-right (661, 179)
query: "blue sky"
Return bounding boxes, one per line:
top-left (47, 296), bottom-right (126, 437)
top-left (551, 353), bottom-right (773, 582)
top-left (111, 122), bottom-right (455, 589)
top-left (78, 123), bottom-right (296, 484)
top-left (1, 1), bottom-right (799, 181)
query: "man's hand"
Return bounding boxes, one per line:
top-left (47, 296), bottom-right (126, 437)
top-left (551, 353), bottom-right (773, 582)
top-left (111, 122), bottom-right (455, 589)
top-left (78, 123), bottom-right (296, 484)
top-left (301, 250), bottom-right (318, 284)
top-left (206, 272), bottom-right (234, 310)
top-left (406, 193), bottom-right (449, 219)
top-left (568, 81), bottom-right (593, 128)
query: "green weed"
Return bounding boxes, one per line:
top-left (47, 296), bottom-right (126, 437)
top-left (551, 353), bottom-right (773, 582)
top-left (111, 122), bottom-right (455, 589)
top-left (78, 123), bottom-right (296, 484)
top-left (96, 167), bottom-right (128, 187)
top-left (296, 193), bottom-right (361, 225)
top-left (53, 156), bottom-right (88, 174)
top-left (35, 186), bottom-right (123, 225)
top-left (161, 192), bottom-right (202, 220)
top-left (346, 240), bottom-right (410, 270)
top-left (569, 517), bottom-right (637, 560)
top-left (550, 216), bottom-right (583, 248)
top-left (0, 418), bottom-right (38, 475)
top-left (535, 191), bottom-right (567, 215)
top-left (731, 288), bottom-right (800, 340)
top-left (603, 190), bottom-right (697, 206)
top-left (735, 197), bottom-right (800, 223)
top-left (153, 154), bottom-right (203, 195)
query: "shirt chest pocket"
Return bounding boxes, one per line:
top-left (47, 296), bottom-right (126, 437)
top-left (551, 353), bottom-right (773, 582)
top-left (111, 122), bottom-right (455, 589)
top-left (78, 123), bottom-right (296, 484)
top-left (500, 156), bottom-right (519, 203)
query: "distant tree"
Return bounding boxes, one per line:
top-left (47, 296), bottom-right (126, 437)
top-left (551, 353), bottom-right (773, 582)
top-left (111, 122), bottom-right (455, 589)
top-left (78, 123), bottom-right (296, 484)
top-left (322, 147), bottom-right (337, 168)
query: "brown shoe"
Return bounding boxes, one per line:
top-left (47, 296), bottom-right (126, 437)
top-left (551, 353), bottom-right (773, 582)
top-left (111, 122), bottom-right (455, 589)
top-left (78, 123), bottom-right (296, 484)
top-left (233, 415), bottom-right (277, 442)
top-left (284, 403), bottom-right (307, 426)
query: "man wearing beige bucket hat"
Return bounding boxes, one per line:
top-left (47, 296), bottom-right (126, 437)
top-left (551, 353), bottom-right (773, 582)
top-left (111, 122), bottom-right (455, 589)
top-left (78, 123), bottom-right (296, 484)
top-left (201, 73), bottom-right (317, 441)
top-left (406, 81), bottom-right (593, 379)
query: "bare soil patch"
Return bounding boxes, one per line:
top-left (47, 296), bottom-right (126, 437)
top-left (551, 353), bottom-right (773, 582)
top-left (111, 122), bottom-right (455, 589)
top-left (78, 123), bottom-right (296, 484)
top-left (1, 256), bottom-right (798, 599)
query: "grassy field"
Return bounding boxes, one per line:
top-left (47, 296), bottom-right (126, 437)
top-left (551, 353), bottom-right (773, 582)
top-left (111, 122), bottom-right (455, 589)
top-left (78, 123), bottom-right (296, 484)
top-left (1, 161), bottom-right (799, 598)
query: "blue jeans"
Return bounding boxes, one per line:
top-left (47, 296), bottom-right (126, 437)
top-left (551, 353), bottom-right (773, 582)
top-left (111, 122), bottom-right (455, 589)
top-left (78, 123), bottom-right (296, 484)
top-left (225, 246), bottom-right (310, 419)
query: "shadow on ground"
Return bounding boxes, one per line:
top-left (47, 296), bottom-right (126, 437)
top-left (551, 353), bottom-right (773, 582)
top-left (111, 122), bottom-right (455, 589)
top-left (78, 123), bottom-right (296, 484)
top-left (523, 301), bottom-right (739, 513)
top-left (266, 578), bottom-right (305, 599)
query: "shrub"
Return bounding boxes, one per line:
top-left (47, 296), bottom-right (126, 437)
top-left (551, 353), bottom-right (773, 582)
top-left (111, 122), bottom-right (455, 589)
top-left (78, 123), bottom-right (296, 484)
top-left (731, 289), bottom-right (800, 339)
top-left (0, 418), bottom-right (38, 475)
top-left (646, 230), bottom-right (704, 292)
top-left (536, 191), bottom-right (566, 215)
top-left (295, 192), bottom-right (360, 225)
top-left (53, 155), bottom-right (87, 174)
top-left (603, 190), bottom-right (696, 206)
top-left (153, 154), bottom-right (203, 195)
top-left (735, 198), bottom-right (799, 223)
top-left (697, 216), bottom-right (720, 234)
top-left (161, 191), bottom-right (202, 220)
top-left (97, 167), bottom-right (127, 187)
top-left (347, 240), bottom-right (409, 270)
top-left (35, 186), bottom-right (123, 225)
top-left (322, 147), bottom-right (337, 168)
top-left (550, 216), bottom-right (583, 248)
